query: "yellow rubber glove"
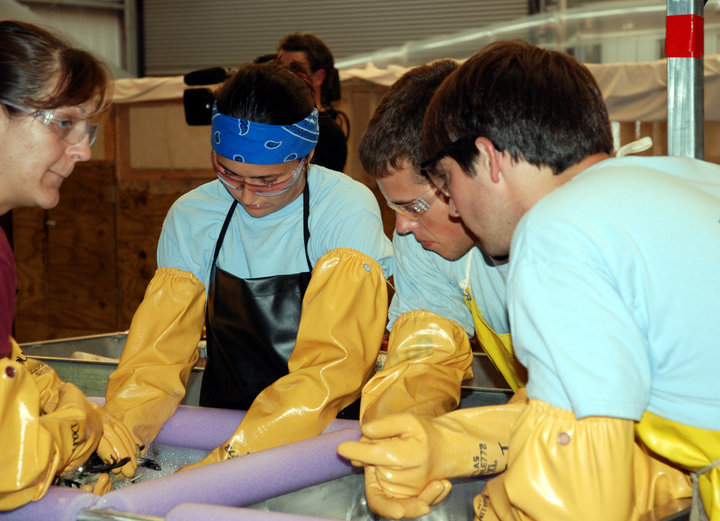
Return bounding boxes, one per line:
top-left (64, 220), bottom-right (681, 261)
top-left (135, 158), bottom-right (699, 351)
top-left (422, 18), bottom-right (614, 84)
top-left (96, 411), bottom-right (138, 478)
top-left (475, 399), bottom-right (692, 521)
top-left (179, 248), bottom-right (388, 471)
top-left (104, 267), bottom-right (206, 451)
top-left (361, 470), bottom-right (452, 520)
top-left (10, 339), bottom-right (137, 486)
top-left (360, 310), bottom-right (473, 423)
top-left (81, 472), bottom-right (113, 495)
top-left (338, 391), bottom-right (528, 518)
top-left (357, 310), bottom-right (473, 518)
top-left (1, 340), bottom-right (105, 510)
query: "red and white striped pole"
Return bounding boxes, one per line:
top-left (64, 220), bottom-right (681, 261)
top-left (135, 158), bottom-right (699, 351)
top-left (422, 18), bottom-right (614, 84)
top-left (666, 0), bottom-right (705, 158)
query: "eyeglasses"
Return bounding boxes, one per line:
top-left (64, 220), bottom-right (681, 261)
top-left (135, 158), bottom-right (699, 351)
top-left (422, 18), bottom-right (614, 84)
top-left (0, 99), bottom-right (98, 146)
top-left (420, 135), bottom-right (477, 198)
top-left (386, 187), bottom-right (438, 221)
top-left (211, 151), bottom-right (306, 196)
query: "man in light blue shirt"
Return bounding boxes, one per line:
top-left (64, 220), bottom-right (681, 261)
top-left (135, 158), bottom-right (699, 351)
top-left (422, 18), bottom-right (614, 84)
top-left (354, 59), bottom-right (528, 519)
top-left (341, 40), bottom-right (718, 521)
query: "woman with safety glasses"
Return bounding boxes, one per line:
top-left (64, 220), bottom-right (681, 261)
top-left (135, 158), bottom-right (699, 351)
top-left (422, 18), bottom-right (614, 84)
top-left (0, 21), bottom-right (137, 509)
top-left (103, 61), bottom-right (393, 471)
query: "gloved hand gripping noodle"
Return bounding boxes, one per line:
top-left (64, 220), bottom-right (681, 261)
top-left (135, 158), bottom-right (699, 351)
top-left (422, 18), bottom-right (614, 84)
top-left (179, 248), bottom-right (388, 471)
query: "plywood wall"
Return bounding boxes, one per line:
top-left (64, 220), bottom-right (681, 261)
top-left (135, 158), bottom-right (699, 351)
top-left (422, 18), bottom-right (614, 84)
top-left (14, 163), bottom-right (117, 340)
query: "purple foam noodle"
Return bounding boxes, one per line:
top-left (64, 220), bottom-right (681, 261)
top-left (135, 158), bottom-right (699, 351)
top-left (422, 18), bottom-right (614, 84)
top-left (88, 397), bottom-right (247, 450)
top-left (166, 502), bottom-right (335, 521)
top-left (154, 405), bottom-right (246, 450)
top-left (0, 487), bottom-right (98, 521)
top-left (89, 398), bottom-right (359, 451)
top-left (152, 406), bottom-right (359, 450)
top-left (93, 427), bottom-right (361, 518)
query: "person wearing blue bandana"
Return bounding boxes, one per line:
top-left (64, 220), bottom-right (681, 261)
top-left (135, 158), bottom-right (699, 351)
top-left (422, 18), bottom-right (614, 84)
top-left (103, 62), bottom-right (393, 471)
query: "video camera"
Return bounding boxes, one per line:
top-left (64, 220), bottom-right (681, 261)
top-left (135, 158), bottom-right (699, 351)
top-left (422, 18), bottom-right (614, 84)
top-left (182, 67), bottom-right (231, 126)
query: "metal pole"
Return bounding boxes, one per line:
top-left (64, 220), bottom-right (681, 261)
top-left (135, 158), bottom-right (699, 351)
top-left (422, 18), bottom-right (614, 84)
top-left (666, 0), bottom-right (705, 159)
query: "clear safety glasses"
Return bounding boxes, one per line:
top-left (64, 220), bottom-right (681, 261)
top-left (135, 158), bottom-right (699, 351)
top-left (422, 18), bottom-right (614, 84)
top-left (386, 187), bottom-right (439, 221)
top-left (420, 135), bottom-right (477, 198)
top-left (0, 99), bottom-right (98, 146)
top-left (211, 152), bottom-right (306, 196)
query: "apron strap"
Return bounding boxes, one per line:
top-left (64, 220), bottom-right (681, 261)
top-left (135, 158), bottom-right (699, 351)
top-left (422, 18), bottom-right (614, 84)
top-left (302, 177), bottom-right (312, 270)
top-left (211, 199), bottom-right (239, 275)
top-left (690, 457), bottom-right (720, 521)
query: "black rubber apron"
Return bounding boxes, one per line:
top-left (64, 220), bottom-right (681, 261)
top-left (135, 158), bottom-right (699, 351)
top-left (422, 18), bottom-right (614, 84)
top-left (199, 182), bottom-right (312, 410)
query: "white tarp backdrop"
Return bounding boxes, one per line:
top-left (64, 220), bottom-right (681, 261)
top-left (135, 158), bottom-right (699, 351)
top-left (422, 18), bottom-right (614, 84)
top-left (112, 54), bottom-right (720, 123)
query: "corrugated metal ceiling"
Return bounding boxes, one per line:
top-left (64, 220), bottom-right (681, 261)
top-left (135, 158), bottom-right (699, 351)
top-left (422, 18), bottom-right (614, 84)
top-left (142, 0), bottom-right (528, 76)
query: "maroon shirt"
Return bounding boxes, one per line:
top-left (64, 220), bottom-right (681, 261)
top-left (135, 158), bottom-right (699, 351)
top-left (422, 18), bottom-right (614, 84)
top-left (0, 228), bottom-right (16, 359)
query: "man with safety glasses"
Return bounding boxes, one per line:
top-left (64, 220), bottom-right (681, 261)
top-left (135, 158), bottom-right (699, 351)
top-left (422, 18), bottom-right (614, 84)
top-left (353, 60), bottom-right (528, 519)
top-left (341, 41), bottom-right (716, 521)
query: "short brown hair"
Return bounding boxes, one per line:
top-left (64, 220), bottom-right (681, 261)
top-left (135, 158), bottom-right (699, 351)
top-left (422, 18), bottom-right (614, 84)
top-left (360, 59), bottom-right (458, 181)
top-left (0, 20), bottom-right (111, 116)
top-left (423, 40), bottom-right (612, 176)
top-left (278, 33), bottom-right (334, 77)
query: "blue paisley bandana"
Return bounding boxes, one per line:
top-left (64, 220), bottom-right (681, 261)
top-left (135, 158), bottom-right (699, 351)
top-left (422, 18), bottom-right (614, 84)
top-left (211, 101), bottom-right (319, 165)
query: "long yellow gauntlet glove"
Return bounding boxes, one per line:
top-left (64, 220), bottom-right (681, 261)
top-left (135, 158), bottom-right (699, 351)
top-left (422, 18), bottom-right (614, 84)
top-left (476, 400), bottom-right (692, 521)
top-left (1, 340), bottom-right (134, 510)
top-left (357, 310), bottom-right (474, 519)
top-left (360, 310), bottom-right (473, 423)
top-left (180, 249), bottom-right (388, 471)
top-left (105, 267), bottom-right (206, 452)
top-left (338, 391), bottom-right (528, 519)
